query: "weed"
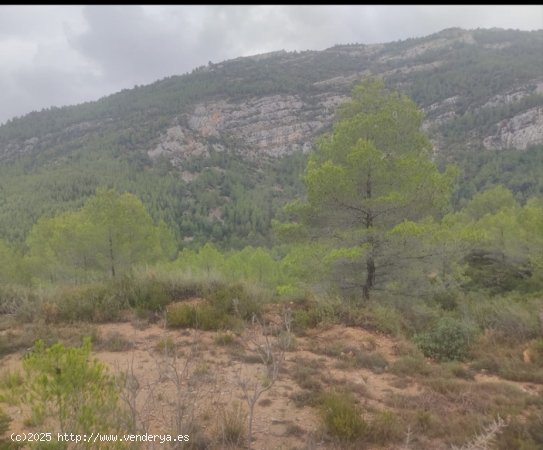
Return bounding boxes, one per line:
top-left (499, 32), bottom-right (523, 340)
top-left (389, 355), bottom-right (432, 377)
top-left (214, 331), bottom-right (237, 346)
top-left (155, 335), bottom-right (176, 354)
top-left (292, 364), bottom-right (321, 391)
top-left (318, 391), bottom-right (367, 442)
top-left (217, 402), bottom-right (246, 447)
top-left (369, 410), bottom-right (404, 444)
top-left (97, 331), bottom-right (134, 352)
top-left (290, 390), bottom-right (321, 408)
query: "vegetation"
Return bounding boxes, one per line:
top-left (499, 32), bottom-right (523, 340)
top-left (12, 338), bottom-right (125, 447)
top-left (318, 391), bottom-right (367, 442)
top-left (0, 28), bottom-right (540, 251)
top-left (0, 66), bottom-right (542, 449)
top-left (278, 77), bottom-right (456, 300)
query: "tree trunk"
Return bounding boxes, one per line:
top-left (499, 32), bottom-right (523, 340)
top-left (109, 232), bottom-right (116, 278)
top-left (363, 256), bottom-right (375, 300)
top-left (362, 168), bottom-right (375, 301)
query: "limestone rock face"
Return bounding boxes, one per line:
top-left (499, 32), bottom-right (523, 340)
top-left (483, 107), bottom-right (543, 150)
top-left (2, 28), bottom-right (542, 165)
top-left (150, 93), bottom-right (348, 162)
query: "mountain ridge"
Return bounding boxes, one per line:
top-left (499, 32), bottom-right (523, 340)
top-left (0, 27), bottom-right (541, 247)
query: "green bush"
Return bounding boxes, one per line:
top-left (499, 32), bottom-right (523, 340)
top-left (14, 338), bottom-right (123, 437)
top-left (370, 304), bottom-right (405, 336)
top-left (291, 309), bottom-right (319, 333)
top-left (290, 296), bottom-right (340, 333)
top-left (415, 317), bottom-right (478, 361)
top-left (116, 275), bottom-right (171, 312)
top-left (47, 283), bottom-right (127, 323)
top-left (51, 285), bottom-right (105, 322)
top-left (166, 304), bottom-right (198, 328)
top-left (210, 283), bottom-right (262, 320)
top-left (318, 391), bottom-right (367, 442)
top-left (166, 303), bottom-right (241, 331)
top-left (432, 290), bottom-right (460, 311)
top-left (196, 305), bottom-right (241, 331)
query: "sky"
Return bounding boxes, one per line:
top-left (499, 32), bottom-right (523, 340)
top-left (0, 5), bottom-right (542, 125)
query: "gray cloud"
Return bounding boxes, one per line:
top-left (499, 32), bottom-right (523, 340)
top-left (0, 5), bottom-right (541, 124)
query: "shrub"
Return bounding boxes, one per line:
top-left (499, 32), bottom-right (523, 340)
top-left (116, 275), bottom-right (171, 312)
top-left (96, 331), bottom-right (134, 352)
top-left (155, 336), bottom-right (176, 354)
top-left (291, 310), bottom-right (316, 333)
top-left (469, 332), bottom-right (543, 382)
top-left (166, 303), bottom-right (241, 331)
top-left (290, 390), bottom-right (321, 408)
top-left (210, 283), bottom-right (262, 320)
top-left (196, 305), bottom-right (242, 331)
top-left (289, 296), bottom-right (341, 333)
top-left (217, 402), bottom-right (245, 447)
top-left (398, 302), bottom-right (442, 336)
top-left (49, 283), bottom-right (127, 323)
top-left (292, 364), bottom-right (321, 391)
top-left (465, 296), bottom-right (540, 343)
top-left (444, 361), bottom-right (475, 380)
top-left (214, 332), bottom-right (237, 346)
top-left (0, 370), bottom-right (24, 404)
top-left (370, 304), bottom-right (405, 336)
top-left (15, 338), bottom-right (123, 435)
top-left (389, 355), bottom-right (432, 377)
top-left (369, 410), bottom-right (403, 444)
top-left (432, 290), bottom-right (460, 311)
top-left (528, 338), bottom-right (543, 366)
top-left (351, 349), bottom-right (388, 373)
top-left (166, 303), bottom-right (198, 328)
top-left (415, 317), bottom-right (478, 361)
top-left (0, 285), bottom-right (37, 317)
top-left (318, 391), bottom-right (367, 442)
top-left (0, 407), bottom-right (15, 450)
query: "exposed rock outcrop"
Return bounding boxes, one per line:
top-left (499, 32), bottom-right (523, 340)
top-left (483, 107), bottom-right (543, 150)
top-left (150, 93), bottom-right (348, 161)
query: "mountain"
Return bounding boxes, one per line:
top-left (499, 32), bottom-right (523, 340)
top-left (0, 27), bottom-right (542, 247)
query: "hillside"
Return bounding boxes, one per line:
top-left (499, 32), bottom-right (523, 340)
top-left (0, 27), bottom-right (542, 247)
top-left (1, 51), bottom-right (543, 450)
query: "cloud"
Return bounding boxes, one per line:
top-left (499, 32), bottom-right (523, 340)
top-left (0, 5), bottom-right (541, 124)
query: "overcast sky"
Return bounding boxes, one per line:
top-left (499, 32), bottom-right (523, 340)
top-left (1, 5), bottom-right (541, 125)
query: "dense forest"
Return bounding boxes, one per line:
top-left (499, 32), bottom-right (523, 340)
top-left (0, 28), bottom-right (541, 249)
top-left (0, 28), bottom-right (542, 450)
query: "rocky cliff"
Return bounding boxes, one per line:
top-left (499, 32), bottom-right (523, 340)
top-left (1, 27), bottom-right (542, 166)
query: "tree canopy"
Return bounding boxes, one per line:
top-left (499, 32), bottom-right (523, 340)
top-left (281, 78), bottom-right (457, 300)
top-left (25, 188), bottom-right (176, 282)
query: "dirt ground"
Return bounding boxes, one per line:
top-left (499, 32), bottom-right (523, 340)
top-left (1, 306), bottom-right (542, 450)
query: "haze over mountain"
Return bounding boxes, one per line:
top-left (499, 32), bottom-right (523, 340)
top-left (0, 27), bottom-right (542, 247)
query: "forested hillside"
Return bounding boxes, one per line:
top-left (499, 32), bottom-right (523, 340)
top-left (1, 53), bottom-right (542, 448)
top-left (0, 27), bottom-right (541, 249)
